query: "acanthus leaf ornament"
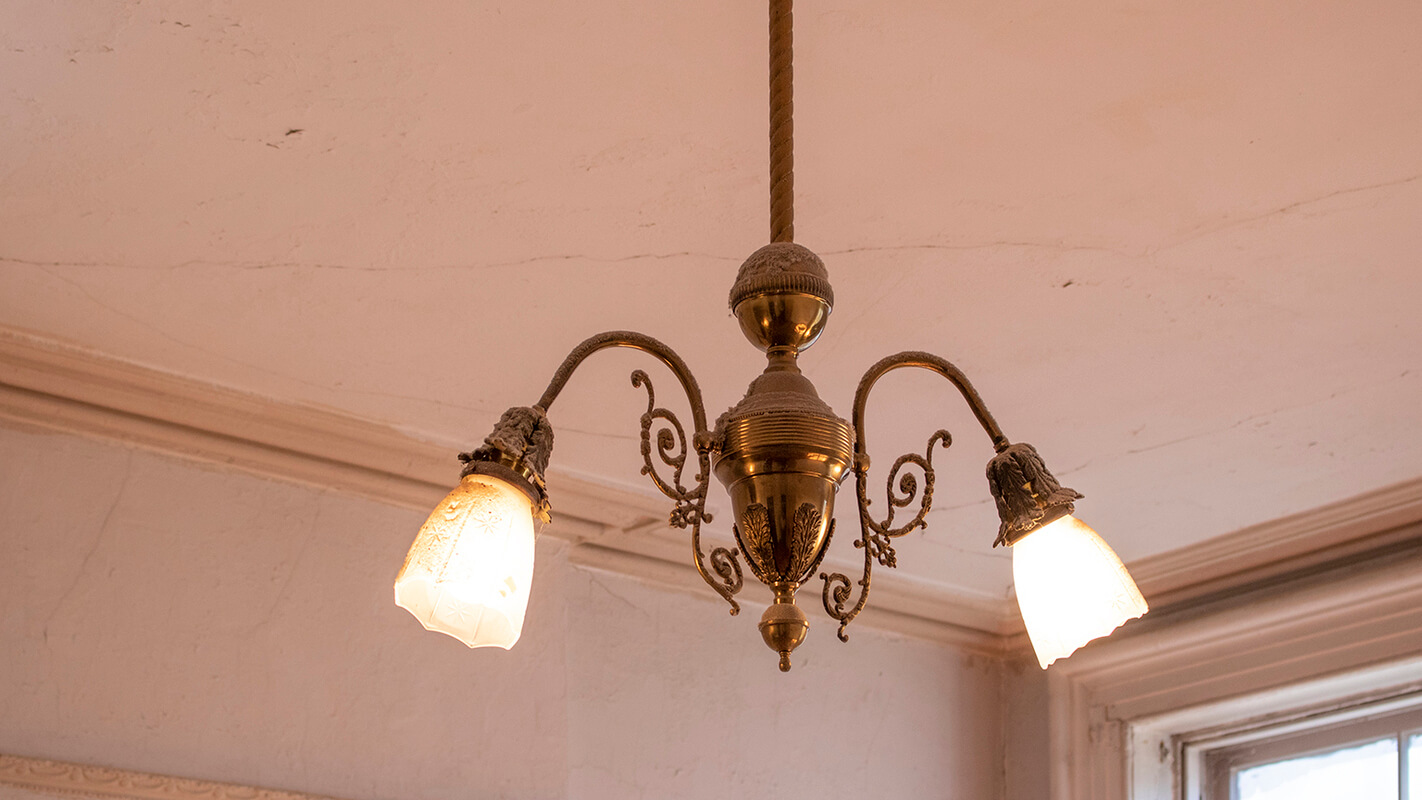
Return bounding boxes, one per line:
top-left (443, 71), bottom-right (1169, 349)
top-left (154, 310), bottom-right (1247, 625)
top-left (786, 503), bottom-right (822, 579)
top-left (735, 503), bottom-right (776, 585)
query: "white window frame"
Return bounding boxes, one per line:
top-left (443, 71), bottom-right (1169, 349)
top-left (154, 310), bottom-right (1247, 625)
top-left (1195, 693), bottom-right (1422, 799)
top-left (1042, 549), bottom-right (1422, 800)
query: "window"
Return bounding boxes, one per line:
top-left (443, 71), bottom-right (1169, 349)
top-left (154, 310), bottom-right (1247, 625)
top-left (1054, 553), bottom-right (1422, 800)
top-left (1194, 698), bottom-right (1422, 800)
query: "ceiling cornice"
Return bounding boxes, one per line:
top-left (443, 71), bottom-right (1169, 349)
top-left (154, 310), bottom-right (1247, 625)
top-left (0, 752), bottom-right (342, 800)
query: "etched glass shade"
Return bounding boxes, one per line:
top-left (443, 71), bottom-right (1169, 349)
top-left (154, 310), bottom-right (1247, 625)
top-left (1012, 515), bottom-right (1148, 669)
top-left (394, 473), bottom-right (536, 649)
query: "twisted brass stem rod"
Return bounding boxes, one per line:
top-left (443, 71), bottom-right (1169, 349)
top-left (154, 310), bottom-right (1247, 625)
top-left (769, 0), bottom-right (794, 243)
top-left (535, 331), bottom-right (710, 436)
top-left (852, 352), bottom-right (1012, 457)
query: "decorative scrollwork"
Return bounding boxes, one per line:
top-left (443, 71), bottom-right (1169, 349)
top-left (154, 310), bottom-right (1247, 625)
top-left (819, 563), bottom-right (863, 643)
top-left (533, 332), bottom-right (744, 615)
top-left (818, 351), bottom-right (1012, 642)
top-left (821, 429), bottom-right (953, 641)
top-left (632, 369), bottom-right (698, 521)
top-left (630, 368), bottom-right (743, 615)
top-left (708, 545), bottom-right (744, 597)
top-left (861, 429), bottom-right (952, 568)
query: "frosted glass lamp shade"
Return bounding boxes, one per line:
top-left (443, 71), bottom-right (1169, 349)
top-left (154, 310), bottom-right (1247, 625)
top-left (1012, 515), bottom-right (1148, 669)
top-left (395, 473), bottom-right (537, 649)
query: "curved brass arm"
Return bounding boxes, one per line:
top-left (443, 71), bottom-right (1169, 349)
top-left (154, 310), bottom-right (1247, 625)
top-left (822, 351), bottom-right (1011, 640)
top-left (852, 351), bottom-right (1010, 455)
top-left (535, 331), bottom-right (709, 436)
top-left (532, 331), bottom-right (743, 614)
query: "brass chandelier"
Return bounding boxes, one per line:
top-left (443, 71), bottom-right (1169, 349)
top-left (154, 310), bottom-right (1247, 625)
top-left (394, 0), bottom-right (1148, 671)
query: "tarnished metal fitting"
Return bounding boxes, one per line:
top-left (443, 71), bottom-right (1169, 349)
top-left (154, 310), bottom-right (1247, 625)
top-left (986, 442), bottom-right (1082, 547)
top-left (460, 406), bottom-right (554, 523)
top-left (759, 598), bottom-right (810, 672)
top-left (729, 242), bottom-right (834, 353)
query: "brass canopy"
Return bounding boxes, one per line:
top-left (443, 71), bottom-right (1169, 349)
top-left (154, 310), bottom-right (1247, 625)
top-left (710, 245), bottom-right (854, 670)
top-left (713, 379), bottom-right (852, 670)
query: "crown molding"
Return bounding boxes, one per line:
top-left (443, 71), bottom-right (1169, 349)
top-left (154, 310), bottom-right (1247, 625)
top-left (0, 328), bottom-right (454, 512)
top-left (0, 753), bottom-right (342, 800)
top-left (1127, 476), bottom-right (1422, 609)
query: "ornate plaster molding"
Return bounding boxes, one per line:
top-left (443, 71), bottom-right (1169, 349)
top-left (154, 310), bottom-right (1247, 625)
top-left (0, 753), bottom-right (343, 800)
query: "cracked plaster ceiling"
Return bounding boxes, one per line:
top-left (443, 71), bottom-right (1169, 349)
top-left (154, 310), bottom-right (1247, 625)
top-left (2, 0), bottom-right (1420, 603)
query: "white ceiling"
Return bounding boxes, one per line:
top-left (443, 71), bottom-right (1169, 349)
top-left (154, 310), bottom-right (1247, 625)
top-left (3, 0), bottom-right (1420, 602)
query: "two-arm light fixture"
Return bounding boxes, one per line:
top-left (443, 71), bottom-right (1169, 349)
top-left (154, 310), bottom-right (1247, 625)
top-left (395, 0), bottom-right (1147, 671)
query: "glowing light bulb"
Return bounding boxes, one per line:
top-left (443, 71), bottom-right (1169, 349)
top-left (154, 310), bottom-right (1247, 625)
top-left (1012, 515), bottom-right (1147, 669)
top-left (394, 473), bottom-right (536, 649)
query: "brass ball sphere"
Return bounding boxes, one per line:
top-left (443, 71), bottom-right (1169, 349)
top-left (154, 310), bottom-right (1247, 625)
top-left (729, 243), bottom-right (834, 353)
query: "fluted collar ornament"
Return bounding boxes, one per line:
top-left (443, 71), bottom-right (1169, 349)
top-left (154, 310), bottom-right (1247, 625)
top-left (394, 0), bottom-right (1147, 670)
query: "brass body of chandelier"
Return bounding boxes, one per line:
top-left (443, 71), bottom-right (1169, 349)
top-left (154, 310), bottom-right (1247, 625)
top-left (394, 0), bottom-right (1148, 671)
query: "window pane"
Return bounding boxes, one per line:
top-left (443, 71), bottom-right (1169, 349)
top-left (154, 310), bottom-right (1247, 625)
top-left (1409, 734), bottom-right (1421, 799)
top-left (1236, 736), bottom-right (1398, 800)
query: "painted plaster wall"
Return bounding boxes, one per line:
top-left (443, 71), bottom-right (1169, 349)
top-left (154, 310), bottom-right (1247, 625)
top-left (0, 424), bottom-right (1004, 800)
top-left (1001, 661), bottom-right (1051, 800)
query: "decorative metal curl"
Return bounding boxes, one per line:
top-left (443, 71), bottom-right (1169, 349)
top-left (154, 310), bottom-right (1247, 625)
top-left (631, 368), bottom-right (743, 614)
top-left (819, 568), bottom-right (861, 643)
top-left (821, 430), bottom-right (951, 641)
top-left (862, 430), bottom-right (952, 568)
top-left (821, 350), bottom-right (1012, 642)
top-left (632, 369), bottom-right (695, 509)
top-left (534, 331), bottom-right (745, 615)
